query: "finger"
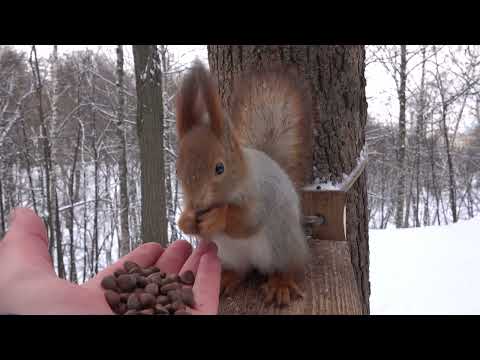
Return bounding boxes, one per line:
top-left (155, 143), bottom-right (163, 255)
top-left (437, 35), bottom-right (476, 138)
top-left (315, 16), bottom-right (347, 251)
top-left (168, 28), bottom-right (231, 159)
top-left (84, 242), bottom-right (164, 289)
top-left (191, 248), bottom-right (221, 315)
top-left (4, 208), bottom-right (48, 246)
top-left (180, 238), bottom-right (217, 276)
top-left (3, 208), bottom-right (53, 271)
top-left (155, 240), bottom-right (193, 274)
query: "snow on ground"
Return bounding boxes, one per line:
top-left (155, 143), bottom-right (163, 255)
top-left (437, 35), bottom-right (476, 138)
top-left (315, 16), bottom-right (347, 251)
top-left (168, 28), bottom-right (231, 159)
top-left (370, 217), bottom-right (480, 315)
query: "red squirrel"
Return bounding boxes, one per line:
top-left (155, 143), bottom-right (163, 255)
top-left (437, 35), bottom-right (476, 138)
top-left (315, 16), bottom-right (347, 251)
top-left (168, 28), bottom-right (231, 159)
top-left (175, 60), bottom-right (311, 307)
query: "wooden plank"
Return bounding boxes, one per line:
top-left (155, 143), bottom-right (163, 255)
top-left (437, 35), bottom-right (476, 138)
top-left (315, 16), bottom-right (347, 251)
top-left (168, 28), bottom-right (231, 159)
top-left (301, 190), bottom-right (346, 241)
top-left (219, 238), bottom-right (363, 315)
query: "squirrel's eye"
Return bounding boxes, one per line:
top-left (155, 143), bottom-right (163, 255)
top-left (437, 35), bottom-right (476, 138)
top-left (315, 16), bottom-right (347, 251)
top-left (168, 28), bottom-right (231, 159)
top-left (215, 162), bottom-right (224, 175)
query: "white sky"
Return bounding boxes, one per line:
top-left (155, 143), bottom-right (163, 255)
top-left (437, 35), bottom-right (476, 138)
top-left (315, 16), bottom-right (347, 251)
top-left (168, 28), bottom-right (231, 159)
top-left (9, 45), bottom-right (414, 128)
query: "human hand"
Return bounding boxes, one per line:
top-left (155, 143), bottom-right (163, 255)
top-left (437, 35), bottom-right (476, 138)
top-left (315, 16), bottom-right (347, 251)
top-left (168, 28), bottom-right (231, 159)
top-left (0, 208), bottom-right (221, 315)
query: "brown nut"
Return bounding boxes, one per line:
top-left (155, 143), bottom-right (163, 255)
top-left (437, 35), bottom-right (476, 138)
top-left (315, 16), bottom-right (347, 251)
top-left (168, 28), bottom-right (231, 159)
top-left (114, 268), bottom-right (127, 277)
top-left (171, 300), bottom-right (186, 312)
top-left (101, 275), bottom-right (118, 291)
top-left (150, 266), bottom-right (161, 273)
top-left (156, 295), bottom-right (169, 306)
top-left (165, 273), bottom-right (180, 283)
top-left (180, 270), bottom-right (195, 285)
top-left (139, 308), bottom-right (155, 315)
top-left (125, 310), bottom-right (138, 315)
top-left (127, 293), bottom-right (142, 310)
top-left (180, 287), bottom-right (195, 307)
top-left (167, 290), bottom-right (182, 303)
top-left (145, 283), bottom-right (159, 296)
top-left (120, 293), bottom-right (130, 303)
top-left (164, 303), bottom-right (176, 314)
top-left (123, 261), bottom-right (139, 272)
top-left (136, 276), bottom-right (149, 288)
top-left (116, 302), bottom-right (127, 315)
top-left (139, 293), bottom-right (156, 307)
top-left (154, 304), bottom-right (169, 315)
top-left (105, 290), bottom-right (121, 309)
top-left (117, 274), bottom-right (137, 292)
top-left (148, 272), bottom-right (164, 284)
top-left (141, 268), bottom-right (154, 277)
top-left (161, 282), bottom-right (181, 294)
top-left (134, 288), bottom-right (144, 294)
top-left (174, 310), bottom-right (191, 315)
top-left (128, 266), bottom-right (141, 274)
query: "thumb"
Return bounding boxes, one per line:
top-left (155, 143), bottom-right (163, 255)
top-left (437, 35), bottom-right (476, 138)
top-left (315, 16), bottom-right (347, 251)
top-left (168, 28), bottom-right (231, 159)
top-left (3, 208), bottom-right (53, 270)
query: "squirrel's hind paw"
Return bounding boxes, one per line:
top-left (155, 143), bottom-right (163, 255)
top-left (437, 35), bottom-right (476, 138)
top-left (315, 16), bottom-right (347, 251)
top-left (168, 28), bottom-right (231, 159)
top-left (220, 269), bottom-right (244, 297)
top-left (261, 272), bottom-right (304, 307)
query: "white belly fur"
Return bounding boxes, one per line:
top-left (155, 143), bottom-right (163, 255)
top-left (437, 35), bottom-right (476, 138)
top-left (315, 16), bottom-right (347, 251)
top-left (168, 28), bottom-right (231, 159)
top-left (211, 228), bottom-right (273, 275)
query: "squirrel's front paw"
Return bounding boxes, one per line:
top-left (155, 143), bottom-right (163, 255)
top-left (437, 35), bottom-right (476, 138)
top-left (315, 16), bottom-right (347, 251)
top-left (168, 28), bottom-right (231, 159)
top-left (197, 205), bottom-right (227, 236)
top-left (178, 208), bottom-right (198, 235)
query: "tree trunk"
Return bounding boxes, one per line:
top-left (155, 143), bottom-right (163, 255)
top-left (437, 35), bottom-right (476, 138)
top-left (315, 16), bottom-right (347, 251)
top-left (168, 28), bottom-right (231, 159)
top-left (67, 125), bottom-right (81, 283)
top-left (395, 45), bottom-right (407, 228)
top-left (466, 179), bottom-right (474, 218)
top-left (441, 106), bottom-right (458, 223)
top-left (129, 170), bottom-right (140, 249)
top-left (82, 150), bottom-right (88, 283)
top-left (414, 46), bottom-right (427, 228)
top-left (0, 176), bottom-right (4, 237)
top-left (132, 45), bottom-right (168, 247)
top-left (404, 171), bottom-right (413, 228)
top-left (430, 134), bottom-right (441, 226)
top-left (50, 45), bottom-right (65, 279)
top-left (116, 45), bottom-right (131, 256)
top-left (29, 45), bottom-right (56, 261)
top-left (207, 45), bottom-right (370, 314)
top-left (159, 45), bottom-right (177, 244)
top-left (92, 90), bottom-right (99, 275)
top-left (20, 116), bottom-right (38, 214)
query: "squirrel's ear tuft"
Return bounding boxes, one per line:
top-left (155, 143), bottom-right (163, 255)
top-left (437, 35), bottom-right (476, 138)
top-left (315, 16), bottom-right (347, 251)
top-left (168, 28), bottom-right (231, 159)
top-left (193, 61), bottom-right (224, 139)
top-left (176, 60), bottom-right (224, 140)
top-left (176, 62), bottom-right (201, 139)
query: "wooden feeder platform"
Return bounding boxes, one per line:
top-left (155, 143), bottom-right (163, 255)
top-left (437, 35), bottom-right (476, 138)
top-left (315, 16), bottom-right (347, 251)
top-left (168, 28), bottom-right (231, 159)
top-left (219, 188), bottom-right (364, 315)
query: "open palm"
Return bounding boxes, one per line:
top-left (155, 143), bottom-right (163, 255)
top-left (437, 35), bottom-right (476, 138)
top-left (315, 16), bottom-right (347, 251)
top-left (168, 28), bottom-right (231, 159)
top-left (0, 208), bottom-right (221, 315)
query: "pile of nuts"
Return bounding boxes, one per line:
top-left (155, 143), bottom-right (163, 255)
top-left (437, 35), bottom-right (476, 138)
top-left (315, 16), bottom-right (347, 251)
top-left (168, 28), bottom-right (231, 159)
top-left (101, 261), bottom-right (195, 315)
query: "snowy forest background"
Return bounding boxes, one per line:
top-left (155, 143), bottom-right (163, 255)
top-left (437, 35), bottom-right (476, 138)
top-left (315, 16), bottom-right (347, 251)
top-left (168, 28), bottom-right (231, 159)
top-left (0, 45), bottom-right (479, 284)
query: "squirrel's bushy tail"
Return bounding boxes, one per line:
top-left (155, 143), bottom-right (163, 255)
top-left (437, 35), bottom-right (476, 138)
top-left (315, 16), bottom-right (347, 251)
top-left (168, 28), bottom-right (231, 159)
top-left (231, 67), bottom-right (311, 190)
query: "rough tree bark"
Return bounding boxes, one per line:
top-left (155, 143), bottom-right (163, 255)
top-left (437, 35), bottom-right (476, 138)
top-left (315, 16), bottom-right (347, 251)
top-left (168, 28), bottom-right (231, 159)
top-left (0, 177), bottom-right (4, 237)
top-left (132, 45), bottom-right (168, 247)
top-left (394, 45), bottom-right (407, 228)
top-left (116, 45), bottom-right (131, 256)
top-left (159, 45), bottom-right (178, 243)
top-left (207, 45), bottom-right (370, 314)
